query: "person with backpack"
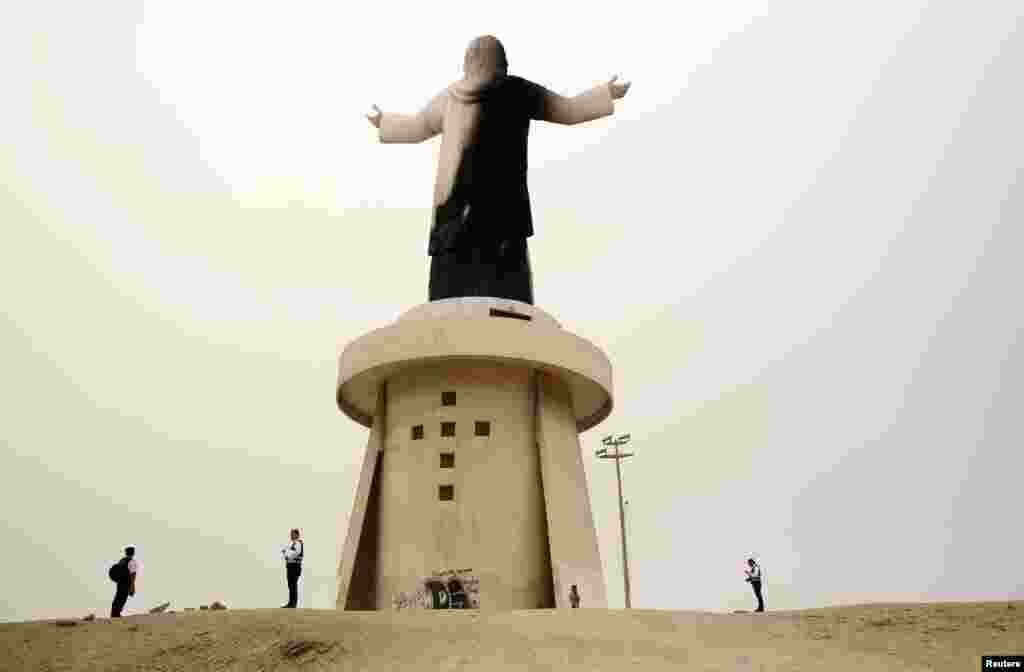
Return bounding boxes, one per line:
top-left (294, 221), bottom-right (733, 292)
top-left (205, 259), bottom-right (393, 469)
top-left (744, 557), bottom-right (765, 612)
top-left (108, 546), bottom-right (138, 618)
top-left (280, 528), bottom-right (303, 608)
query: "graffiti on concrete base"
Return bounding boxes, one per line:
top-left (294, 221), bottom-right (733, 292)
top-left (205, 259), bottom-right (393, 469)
top-left (392, 587), bottom-right (433, 610)
top-left (393, 568), bottom-right (480, 610)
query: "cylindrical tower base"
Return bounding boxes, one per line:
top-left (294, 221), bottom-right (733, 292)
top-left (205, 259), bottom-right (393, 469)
top-left (335, 298), bottom-right (612, 611)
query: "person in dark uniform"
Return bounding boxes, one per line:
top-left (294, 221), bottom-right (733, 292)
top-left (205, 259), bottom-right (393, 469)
top-left (109, 546), bottom-right (138, 618)
top-left (745, 558), bottom-right (765, 612)
top-left (448, 578), bottom-right (467, 609)
top-left (569, 584), bottom-right (581, 608)
top-left (280, 528), bottom-right (303, 608)
top-left (365, 35), bottom-right (632, 305)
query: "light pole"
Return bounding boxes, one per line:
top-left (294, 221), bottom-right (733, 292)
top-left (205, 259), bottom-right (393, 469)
top-left (596, 434), bottom-right (634, 608)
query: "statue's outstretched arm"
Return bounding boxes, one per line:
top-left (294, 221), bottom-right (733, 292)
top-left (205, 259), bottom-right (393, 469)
top-left (367, 91), bottom-right (446, 144)
top-left (534, 75), bottom-right (631, 126)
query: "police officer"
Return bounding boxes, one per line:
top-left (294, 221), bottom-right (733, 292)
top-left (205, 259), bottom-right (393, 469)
top-left (744, 558), bottom-right (765, 612)
top-left (281, 529), bottom-right (303, 608)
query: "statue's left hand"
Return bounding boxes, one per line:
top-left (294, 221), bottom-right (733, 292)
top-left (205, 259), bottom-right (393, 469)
top-left (366, 105), bottom-right (382, 129)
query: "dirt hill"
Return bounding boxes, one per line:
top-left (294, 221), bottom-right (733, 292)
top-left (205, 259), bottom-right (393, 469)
top-left (1, 601), bottom-right (1020, 671)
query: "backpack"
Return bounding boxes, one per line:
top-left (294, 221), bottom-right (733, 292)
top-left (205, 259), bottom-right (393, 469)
top-left (108, 558), bottom-right (129, 583)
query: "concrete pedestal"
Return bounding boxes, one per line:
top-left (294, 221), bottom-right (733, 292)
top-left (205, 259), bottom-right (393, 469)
top-left (335, 298), bottom-right (612, 611)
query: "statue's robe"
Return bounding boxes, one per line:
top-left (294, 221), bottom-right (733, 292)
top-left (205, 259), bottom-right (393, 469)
top-left (378, 75), bottom-right (615, 304)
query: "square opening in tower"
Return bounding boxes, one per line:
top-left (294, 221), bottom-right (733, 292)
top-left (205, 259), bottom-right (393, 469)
top-left (411, 424), bottom-right (424, 440)
top-left (440, 452), bottom-right (455, 468)
top-left (442, 391), bottom-right (456, 406)
top-left (439, 484), bottom-right (454, 501)
top-left (441, 421), bottom-right (456, 437)
top-left (474, 421), bottom-right (491, 437)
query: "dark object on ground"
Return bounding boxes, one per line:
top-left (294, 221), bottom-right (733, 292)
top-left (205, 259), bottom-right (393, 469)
top-left (281, 639), bottom-right (337, 659)
top-left (82, 614), bottom-right (96, 622)
top-left (149, 602), bottom-right (171, 614)
top-left (200, 605), bottom-right (209, 610)
top-left (55, 619), bottom-right (77, 627)
top-left (210, 601), bottom-right (227, 611)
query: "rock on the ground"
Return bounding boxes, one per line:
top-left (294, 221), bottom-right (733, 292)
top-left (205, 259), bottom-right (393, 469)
top-left (210, 601), bottom-right (227, 611)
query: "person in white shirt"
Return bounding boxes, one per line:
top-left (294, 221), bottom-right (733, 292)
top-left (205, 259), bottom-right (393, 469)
top-left (281, 529), bottom-right (303, 608)
top-left (110, 546), bottom-right (139, 617)
top-left (744, 558), bottom-right (765, 612)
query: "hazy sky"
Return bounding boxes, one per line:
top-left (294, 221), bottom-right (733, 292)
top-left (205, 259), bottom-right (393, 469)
top-left (2, 1), bottom-right (1021, 621)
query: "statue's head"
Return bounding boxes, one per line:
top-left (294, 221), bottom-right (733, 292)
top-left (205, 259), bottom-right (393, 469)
top-left (463, 35), bottom-right (508, 81)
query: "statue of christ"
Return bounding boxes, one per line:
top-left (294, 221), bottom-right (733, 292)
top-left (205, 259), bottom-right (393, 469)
top-left (366, 35), bottom-right (631, 305)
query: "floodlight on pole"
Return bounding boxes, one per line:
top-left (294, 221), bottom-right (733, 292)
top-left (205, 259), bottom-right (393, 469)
top-left (596, 433), bottom-right (635, 609)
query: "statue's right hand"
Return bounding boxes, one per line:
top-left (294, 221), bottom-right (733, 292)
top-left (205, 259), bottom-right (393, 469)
top-left (366, 105), bottom-right (383, 129)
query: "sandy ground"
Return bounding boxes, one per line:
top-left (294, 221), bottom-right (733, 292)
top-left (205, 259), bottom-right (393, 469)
top-left (0, 601), bottom-right (1020, 671)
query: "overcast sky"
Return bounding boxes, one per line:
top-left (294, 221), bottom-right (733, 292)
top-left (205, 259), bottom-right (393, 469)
top-left (2, 1), bottom-right (1021, 622)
